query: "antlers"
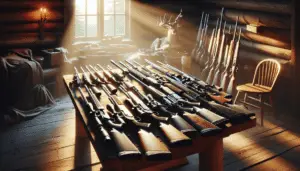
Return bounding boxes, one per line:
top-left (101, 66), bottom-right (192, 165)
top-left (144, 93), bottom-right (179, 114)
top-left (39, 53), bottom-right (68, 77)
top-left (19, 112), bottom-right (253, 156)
top-left (158, 9), bottom-right (183, 30)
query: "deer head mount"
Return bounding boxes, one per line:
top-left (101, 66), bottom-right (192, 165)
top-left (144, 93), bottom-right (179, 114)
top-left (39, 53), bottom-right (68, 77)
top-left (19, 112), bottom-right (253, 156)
top-left (158, 9), bottom-right (183, 31)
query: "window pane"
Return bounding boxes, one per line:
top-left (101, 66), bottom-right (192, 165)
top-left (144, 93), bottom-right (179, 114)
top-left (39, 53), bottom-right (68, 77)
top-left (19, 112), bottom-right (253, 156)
top-left (116, 15), bottom-right (125, 35)
top-left (104, 15), bottom-right (114, 36)
top-left (115, 0), bottom-right (125, 14)
top-left (104, 0), bottom-right (114, 14)
top-left (75, 0), bottom-right (86, 15)
top-left (75, 16), bottom-right (86, 37)
top-left (87, 16), bottom-right (98, 37)
top-left (87, 0), bottom-right (97, 15)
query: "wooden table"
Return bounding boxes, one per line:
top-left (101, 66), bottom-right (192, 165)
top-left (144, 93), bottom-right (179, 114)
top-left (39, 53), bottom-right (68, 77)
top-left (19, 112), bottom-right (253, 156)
top-left (63, 73), bottom-right (256, 171)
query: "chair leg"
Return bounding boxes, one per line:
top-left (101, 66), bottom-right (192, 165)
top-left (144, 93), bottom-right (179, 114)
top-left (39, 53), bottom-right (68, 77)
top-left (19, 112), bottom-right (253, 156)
top-left (269, 95), bottom-right (273, 107)
top-left (234, 91), bottom-right (240, 104)
top-left (244, 92), bottom-right (248, 103)
top-left (260, 94), bottom-right (264, 126)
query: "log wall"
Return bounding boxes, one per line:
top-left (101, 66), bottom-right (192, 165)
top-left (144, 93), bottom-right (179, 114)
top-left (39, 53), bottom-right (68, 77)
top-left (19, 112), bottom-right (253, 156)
top-left (0, 0), bottom-right (64, 52)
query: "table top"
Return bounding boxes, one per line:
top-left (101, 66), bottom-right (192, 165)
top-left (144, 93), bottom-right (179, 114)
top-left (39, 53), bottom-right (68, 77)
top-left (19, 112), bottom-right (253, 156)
top-left (63, 68), bottom-right (256, 171)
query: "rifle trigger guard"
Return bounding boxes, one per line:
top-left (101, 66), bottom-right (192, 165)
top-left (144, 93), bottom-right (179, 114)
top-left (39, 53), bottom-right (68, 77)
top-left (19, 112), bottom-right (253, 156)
top-left (135, 116), bottom-right (142, 122)
top-left (111, 118), bottom-right (116, 123)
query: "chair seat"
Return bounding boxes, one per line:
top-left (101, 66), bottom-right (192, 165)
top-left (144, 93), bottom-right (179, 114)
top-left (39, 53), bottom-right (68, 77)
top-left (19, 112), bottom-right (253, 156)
top-left (236, 83), bottom-right (271, 93)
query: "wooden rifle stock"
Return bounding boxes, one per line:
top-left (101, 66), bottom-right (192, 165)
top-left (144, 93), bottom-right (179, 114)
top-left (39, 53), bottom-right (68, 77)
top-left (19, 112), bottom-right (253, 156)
top-left (160, 122), bottom-right (192, 146)
top-left (220, 40), bottom-right (234, 91)
top-left (110, 128), bottom-right (142, 159)
top-left (193, 107), bottom-right (231, 128)
top-left (182, 112), bottom-right (221, 136)
top-left (201, 17), bottom-right (219, 77)
top-left (212, 21), bottom-right (227, 86)
top-left (207, 20), bottom-right (226, 84)
top-left (220, 17), bottom-right (238, 91)
top-left (138, 129), bottom-right (172, 160)
top-left (213, 44), bottom-right (229, 86)
top-left (227, 28), bottom-right (242, 95)
top-left (205, 8), bottom-right (224, 84)
top-left (200, 29), bottom-right (215, 78)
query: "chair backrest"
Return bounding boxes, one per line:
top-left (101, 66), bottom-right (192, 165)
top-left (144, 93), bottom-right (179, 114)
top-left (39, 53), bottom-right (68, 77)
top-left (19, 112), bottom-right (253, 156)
top-left (252, 59), bottom-right (281, 90)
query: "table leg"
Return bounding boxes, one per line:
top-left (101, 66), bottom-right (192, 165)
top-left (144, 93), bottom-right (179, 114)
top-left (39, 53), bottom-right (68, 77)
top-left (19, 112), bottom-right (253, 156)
top-left (199, 139), bottom-right (223, 171)
top-left (76, 110), bottom-right (87, 137)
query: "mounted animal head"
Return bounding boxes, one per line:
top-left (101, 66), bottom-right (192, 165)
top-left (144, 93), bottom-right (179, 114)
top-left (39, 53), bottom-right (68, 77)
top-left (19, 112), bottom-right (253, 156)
top-left (158, 9), bottom-right (183, 33)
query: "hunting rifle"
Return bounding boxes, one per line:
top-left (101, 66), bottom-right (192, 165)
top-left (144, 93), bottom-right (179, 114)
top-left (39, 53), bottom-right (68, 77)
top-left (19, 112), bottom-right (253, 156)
top-left (72, 70), bottom-right (142, 159)
top-left (156, 61), bottom-right (231, 99)
top-left (101, 82), bottom-right (172, 160)
top-left (220, 17), bottom-right (238, 91)
top-left (129, 73), bottom-right (222, 135)
top-left (125, 60), bottom-right (197, 101)
top-left (227, 28), bottom-right (242, 95)
top-left (118, 85), bottom-right (192, 146)
top-left (79, 66), bottom-right (102, 97)
top-left (195, 14), bottom-right (210, 64)
top-left (191, 12), bottom-right (205, 60)
top-left (200, 18), bottom-right (219, 69)
top-left (145, 60), bottom-right (255, 124)
top-left (147, 60), bottom-right (232, 104)
top-left (88, 65), bottom-right (117, 94)
top-left (212, 25), bottom-right (232, 87)
top-left (206, 21), bottom-right (227, 84)
top-left (201, 8), bottom-right (224, 81)
top-left (110, 61), bottom-right (199, 137)
top-left (118, 60), bottom-right (203, 107)
top-left (97, 64), bottom-right (120, 85)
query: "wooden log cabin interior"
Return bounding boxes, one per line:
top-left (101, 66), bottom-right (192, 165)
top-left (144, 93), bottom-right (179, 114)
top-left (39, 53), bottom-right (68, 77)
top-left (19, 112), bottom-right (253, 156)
top-left (0, 0), bottom-right (300, 170)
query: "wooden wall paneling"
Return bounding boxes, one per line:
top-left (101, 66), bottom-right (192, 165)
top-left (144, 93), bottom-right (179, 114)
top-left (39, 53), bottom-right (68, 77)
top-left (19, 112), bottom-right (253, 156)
top-left (208, 21), bottom-right (291, 49)
top-left (205, 8), bottom-right (291, 29)
top-left (240, 39), bottom-right (291, 60)
top-left (0, 9), bottom-right (64, 24)
top-left (0, 23), bottom-right (64, 34)
top-left (199, 0), bottom-right (292, 15)
top-left (0, 33), bottom-right (62, 48)
top-left (0, 1), bottom-right (64, 10)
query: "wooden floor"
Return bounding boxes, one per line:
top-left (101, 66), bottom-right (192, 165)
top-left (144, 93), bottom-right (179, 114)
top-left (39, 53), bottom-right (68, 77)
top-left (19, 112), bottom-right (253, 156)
top-left (0, 95), bottom-right (299, 171)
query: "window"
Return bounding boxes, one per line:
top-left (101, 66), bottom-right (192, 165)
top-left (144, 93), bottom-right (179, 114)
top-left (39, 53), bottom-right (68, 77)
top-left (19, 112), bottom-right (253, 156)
top-left (75, 0), bottom-right (130, 40)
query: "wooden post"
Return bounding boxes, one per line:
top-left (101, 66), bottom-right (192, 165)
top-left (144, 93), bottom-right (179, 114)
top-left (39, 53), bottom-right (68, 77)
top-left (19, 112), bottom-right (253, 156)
top-left (199, 139), bottom-right (223, 171)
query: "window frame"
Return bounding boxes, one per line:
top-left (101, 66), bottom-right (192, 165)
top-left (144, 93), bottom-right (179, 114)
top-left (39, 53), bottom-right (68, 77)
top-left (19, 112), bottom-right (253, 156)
top-left (74, 0), bottom-right (130, 42)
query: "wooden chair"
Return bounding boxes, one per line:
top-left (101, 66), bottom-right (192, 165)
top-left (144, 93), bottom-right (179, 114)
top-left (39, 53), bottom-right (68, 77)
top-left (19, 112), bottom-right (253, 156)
top-left (233, 59), bottom-right (281, 126)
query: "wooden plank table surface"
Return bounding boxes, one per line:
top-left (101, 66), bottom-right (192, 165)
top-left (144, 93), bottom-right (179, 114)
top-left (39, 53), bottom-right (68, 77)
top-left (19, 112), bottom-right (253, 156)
top-left (63, 69), bottom-right (256, 171)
